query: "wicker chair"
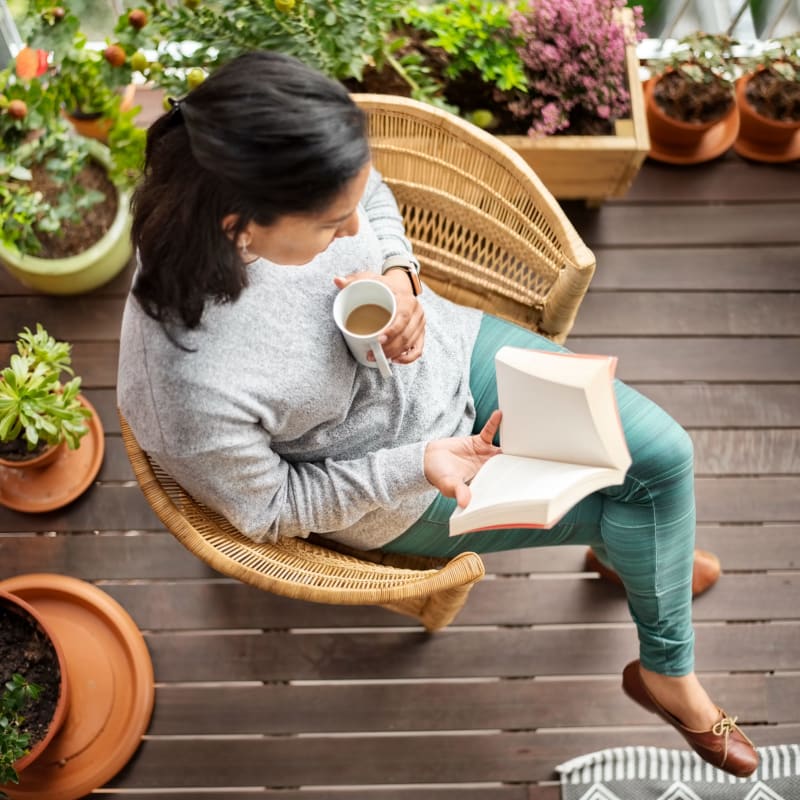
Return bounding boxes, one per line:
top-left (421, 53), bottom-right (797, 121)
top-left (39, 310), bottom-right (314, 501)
top-left (118, 94), bottom-right (596, 632)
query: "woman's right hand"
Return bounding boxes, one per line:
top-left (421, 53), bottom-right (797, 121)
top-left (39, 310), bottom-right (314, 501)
top-left (423, 410), bottom-right (502, 508)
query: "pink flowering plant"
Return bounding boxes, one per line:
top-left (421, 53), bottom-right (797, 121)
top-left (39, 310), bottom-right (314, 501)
top-left (508, 0), bottom-right (645, 136)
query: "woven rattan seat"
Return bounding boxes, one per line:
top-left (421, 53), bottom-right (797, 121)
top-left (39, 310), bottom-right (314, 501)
top-left (119, 94), bottom-right (595, 632)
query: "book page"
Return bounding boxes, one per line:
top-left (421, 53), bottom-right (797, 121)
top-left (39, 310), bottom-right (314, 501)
top-left (449, 454), bottom-right (623, 534)
top-left (495, 347), bottom-right (630, 470)
top-left (462, 454), bottom-right (613, 510)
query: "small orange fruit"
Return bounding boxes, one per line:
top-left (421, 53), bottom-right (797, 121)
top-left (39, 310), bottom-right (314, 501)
top-left (128, 9), bottom-right (148, 29)
top-left (8, 99), bottom-right (28, 119)
top-left (103, 44), bottom-right (126, 67)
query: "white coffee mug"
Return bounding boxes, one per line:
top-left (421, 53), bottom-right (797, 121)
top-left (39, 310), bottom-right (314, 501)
top-left (333, 279), bottom-right (396, 379)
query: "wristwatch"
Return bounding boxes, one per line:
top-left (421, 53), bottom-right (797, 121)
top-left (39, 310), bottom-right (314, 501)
top-left (381, 254), bottom-right (422, 297)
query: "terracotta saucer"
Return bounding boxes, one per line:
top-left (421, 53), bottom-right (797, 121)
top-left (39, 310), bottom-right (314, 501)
top-left (0, 574), bottom-right (154, 800)
top-left (0, 396), bottom-right (104, 513)
top-left (734, 128), bottom-right (800, 163)
top-left (648, 105), bottom-right (741, 165)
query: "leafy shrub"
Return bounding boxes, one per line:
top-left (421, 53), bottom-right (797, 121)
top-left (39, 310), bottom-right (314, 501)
top-left (403, 0), bottom-right (528, 92)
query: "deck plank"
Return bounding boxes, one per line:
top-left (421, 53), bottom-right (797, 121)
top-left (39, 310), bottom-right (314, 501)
top-left (144, 624), bottom-right (800, 682)
top-left (107, 725), bottom-right (800, 789)
top-left (98, 573), bottom-right (800, 630)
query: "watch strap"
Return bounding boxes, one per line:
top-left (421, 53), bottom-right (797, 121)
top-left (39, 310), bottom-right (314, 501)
top-left (381, 255), bottom-right (422, 296)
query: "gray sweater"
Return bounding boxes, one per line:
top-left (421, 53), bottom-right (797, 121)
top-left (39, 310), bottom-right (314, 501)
top-left (117, 169), bottom-right (482, 549)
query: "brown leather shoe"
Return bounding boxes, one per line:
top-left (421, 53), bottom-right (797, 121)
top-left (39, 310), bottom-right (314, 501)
top-left (585, 548), bottom-right (721, 597)
top-left (622, 660), bottom-right (759, 778)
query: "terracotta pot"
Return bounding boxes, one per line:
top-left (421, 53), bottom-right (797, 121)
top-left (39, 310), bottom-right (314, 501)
top-left (0, 442), bottom-right (64, 471)
top-left (644, 76), bottom-right (740, 165)
top-left (0, 589), bottom-right (71, 774)
top-left (734, 73), bottom-right (800, 163)
top-left (64, 84), bottom-right (137, 143)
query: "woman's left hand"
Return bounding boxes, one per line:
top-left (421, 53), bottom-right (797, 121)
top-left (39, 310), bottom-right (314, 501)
top-left (334, 271), bottom-right (425, 364)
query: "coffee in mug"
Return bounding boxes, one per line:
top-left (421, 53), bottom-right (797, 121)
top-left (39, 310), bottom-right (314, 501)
top-left (345, 304), bottom-right (393, 336)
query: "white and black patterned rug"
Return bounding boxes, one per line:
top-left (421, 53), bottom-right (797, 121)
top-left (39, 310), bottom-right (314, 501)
top-left (557, 745), bottom-right (800, 800)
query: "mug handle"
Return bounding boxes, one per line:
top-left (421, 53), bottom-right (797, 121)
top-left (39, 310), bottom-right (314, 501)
top-left (371, 342), bottom-right (392, 379)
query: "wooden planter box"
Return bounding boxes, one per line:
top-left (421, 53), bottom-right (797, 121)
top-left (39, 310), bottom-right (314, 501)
top-left (497, 8), bottom-right (649, 203)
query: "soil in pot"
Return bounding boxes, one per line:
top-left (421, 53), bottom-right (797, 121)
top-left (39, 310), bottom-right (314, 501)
top-left (30, 159), bottom-right (117, 260)
top-left (0, 602), bottom-right (61, 753)
top-left (0, 439), bottom-right (49, 463)
top-left (745, 69), bottom-right (800, 123)
top-left (654, 70), bottom-right (734, 123)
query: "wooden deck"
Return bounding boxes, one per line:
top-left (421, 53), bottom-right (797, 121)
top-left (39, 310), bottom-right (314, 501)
top-left (1, 146), bottom-right (799, 799)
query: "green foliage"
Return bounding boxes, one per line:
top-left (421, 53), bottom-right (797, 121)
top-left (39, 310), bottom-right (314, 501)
top-left (0, 674), bottom-right (42, 792)
top-left (0, 0), bottom-right (146, 255)
top-left (649, 32), bottom-right (738, 88)
top-left (24, 0), bottom-right (135, 113)
top-left (0, 95), bottom-right (101, 254)
top-left (137, 0), bottom-right (406, 94)
top-left (403, 0), bottom-right (527, 92)
top-left (0, 324), bottom-right (92, 452)
top-left (743, 34), bottom-right (800, 82)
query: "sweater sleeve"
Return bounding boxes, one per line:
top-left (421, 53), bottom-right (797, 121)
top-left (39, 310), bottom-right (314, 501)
top-left (361, 167), bottom-right (417, 264)
top-left (148, 408), bottom-right (432, 545)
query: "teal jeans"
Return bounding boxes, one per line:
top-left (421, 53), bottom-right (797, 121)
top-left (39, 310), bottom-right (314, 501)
top-left (384, 313), bottom-right (696, 676)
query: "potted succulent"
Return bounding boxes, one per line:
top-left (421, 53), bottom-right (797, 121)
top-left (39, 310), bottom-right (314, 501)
top-left (0, 325), bottom-right (105, 514)
top-left (644, 31), bottom-right (740, 164)
top-left (0, 589), bottom-right (70, 797)
top-left (734, 33), bottom-right (800, 163)
top-left (133, 0), bottom-right (648, 201)
top-left (0, 324), bottom-right (93, 472)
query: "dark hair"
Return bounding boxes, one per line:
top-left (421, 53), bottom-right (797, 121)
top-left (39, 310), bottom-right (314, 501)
top-left (131, 51), bottom-right (370, 329)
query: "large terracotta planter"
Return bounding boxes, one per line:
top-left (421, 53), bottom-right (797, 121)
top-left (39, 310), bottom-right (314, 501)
top-left (0, 589), bottom-right (71, 775)
top-left (497, 7), bottom-right (649, 202)
top-left (644, 75), bottom-right (740, 165)
top-left (734, 72), bottom-right (800, 163)
top-left (0, 574), bottom-right (155, 800)
top-left (0, 140), bottom-right (132, 295)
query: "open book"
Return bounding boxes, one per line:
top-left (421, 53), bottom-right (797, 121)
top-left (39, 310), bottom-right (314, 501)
top-left (449, 346), bottom-right (632, 536)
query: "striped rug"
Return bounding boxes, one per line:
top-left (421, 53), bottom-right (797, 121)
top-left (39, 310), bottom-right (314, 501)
top-left (557, 745), bottom-right (800, 800)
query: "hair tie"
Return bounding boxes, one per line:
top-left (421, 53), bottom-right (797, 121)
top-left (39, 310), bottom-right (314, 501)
top-left (164, 96), bottom-right (185, 129)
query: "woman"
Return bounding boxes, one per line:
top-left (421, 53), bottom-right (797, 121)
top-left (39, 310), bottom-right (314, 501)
top-left (117, 51), bottom-right (757, 777)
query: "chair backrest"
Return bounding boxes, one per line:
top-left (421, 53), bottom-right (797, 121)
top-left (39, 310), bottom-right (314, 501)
top-left (354, 94), bottom-right (596, 343)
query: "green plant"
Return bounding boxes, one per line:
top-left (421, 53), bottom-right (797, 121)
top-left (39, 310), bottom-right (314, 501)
top-left (0, 324), bottom-right (92, 457)
top-left (0, 3), bottom-right (145, 256)
top-left (0, 74), bottom-right (110, 255)
top-left (740, 33), bottom-right (800, 122)
top-left (20, 1), bottom-right (133, 117)
top-left (650, 31), bottom-right (737, 88)
top-left (0, 674), bottom-right (42, 794)
top-left (140, 0), bottom-right (402, 89)
top-left (743, 33), bottom-right (800, 82)
top-left (647, 32), bottom-right (738, 123)
top-left (403, 0), bottom-right (528, 92)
